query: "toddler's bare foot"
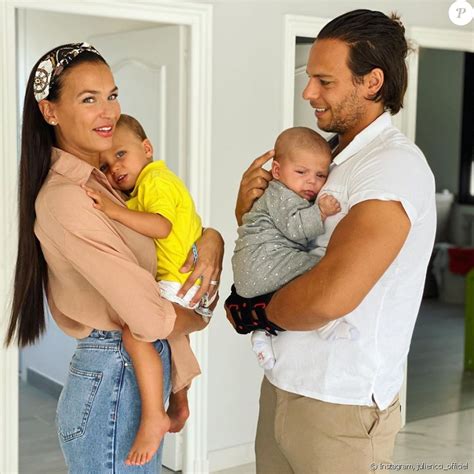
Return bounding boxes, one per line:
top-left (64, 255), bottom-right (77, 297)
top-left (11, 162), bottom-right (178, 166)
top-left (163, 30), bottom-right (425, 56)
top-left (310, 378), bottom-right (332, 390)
top-left (167, 391), bottom-right (190, 433)
top-left (125, 413), bottom-right (170, 466)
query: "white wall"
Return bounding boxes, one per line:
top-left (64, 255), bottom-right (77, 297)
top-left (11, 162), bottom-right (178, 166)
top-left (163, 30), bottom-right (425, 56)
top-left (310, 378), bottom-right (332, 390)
top-left (21, 309), bottom-right (77, 385)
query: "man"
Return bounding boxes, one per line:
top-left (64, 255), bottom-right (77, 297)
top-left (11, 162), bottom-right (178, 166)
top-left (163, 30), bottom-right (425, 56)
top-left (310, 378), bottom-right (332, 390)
top-left (226, 9), bottom-right (436, 474)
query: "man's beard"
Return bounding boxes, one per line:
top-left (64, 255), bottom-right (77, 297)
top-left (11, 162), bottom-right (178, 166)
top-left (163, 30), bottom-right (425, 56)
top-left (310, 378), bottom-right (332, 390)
top-left (318, 89), bottom-right (366, 135)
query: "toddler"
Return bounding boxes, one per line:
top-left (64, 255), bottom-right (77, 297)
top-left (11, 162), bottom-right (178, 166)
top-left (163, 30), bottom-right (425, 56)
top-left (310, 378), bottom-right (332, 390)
top-left (85, 114), bottom-right (213, 466)
top-left (232, 127), bottom-right (356, 370)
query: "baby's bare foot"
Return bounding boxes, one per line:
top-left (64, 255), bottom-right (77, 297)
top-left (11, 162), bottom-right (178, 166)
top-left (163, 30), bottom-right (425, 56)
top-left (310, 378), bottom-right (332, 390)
top-left (167, 393), bottom-right (190, 433)
top-left (125, 413), bottom-right (170, 466)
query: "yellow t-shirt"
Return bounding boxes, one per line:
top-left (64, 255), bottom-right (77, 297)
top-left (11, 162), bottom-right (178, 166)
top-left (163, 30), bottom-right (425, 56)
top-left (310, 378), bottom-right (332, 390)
top-left (127, 160), bottom-right (202, 284)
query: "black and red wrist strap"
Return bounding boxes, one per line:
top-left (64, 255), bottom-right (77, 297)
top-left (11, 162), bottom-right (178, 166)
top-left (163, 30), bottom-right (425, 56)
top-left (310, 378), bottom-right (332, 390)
top-left (225, 285), bottom-right (285, 336)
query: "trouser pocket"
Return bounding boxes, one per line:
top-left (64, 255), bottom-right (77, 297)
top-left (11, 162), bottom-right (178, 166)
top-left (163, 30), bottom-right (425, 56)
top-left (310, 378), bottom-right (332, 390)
top-left (56, 365), bottom-right (102, 443)
top-left (357, 396), bottom-right (400, 438)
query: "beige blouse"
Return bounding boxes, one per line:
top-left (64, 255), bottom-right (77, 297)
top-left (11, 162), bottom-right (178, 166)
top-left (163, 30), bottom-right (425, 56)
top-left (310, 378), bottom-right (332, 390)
top-left (34, 148), bottom-right (200, 391)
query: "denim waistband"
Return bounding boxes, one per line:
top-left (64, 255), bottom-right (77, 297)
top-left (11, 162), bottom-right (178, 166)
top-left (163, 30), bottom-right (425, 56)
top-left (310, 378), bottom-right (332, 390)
top-left (88, 329), bottom-right (123, 341)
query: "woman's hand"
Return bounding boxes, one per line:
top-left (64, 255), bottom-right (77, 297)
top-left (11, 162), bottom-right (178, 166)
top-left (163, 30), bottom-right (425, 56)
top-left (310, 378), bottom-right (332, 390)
top-left (177, 228), bottom-right (224, 306)
top-left (172, 291), bottom-right (220, 337)
top-left (235, 150), bottom-right (274, 225)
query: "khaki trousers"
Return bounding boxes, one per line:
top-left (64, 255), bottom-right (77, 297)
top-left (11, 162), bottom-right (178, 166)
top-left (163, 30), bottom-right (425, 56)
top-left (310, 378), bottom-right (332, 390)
top-left (255, 377), bottom-right (401, 474)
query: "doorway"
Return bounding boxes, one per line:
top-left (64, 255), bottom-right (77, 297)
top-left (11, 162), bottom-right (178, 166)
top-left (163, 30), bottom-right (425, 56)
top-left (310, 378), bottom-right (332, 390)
top-left (407, 47), bottom-right (474, 422)
top-left (0, 2), bottom-right (212, 473)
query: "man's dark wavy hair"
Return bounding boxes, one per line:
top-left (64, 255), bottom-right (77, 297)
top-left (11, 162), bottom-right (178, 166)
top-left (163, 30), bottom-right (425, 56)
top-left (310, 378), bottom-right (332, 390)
top-left (318, 9), bottom-right (410, 115)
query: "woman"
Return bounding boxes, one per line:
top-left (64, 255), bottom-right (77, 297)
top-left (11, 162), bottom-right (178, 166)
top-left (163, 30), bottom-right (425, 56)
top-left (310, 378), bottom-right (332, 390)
top-left (6, 43), bottom-right (223, 473)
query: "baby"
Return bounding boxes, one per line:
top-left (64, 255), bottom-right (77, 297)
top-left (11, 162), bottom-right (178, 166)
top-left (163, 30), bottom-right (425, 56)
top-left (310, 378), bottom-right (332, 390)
top-left (232, 127), bottom-right (355, 370)
top-left (84, 114), bottom-right (213, 466)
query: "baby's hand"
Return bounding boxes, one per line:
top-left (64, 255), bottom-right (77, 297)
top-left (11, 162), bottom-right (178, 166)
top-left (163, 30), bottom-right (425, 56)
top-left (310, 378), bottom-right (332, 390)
top-left (83, 185), bottom-right (120, 218)
top-left (318, 194), bottom-right (341, 221)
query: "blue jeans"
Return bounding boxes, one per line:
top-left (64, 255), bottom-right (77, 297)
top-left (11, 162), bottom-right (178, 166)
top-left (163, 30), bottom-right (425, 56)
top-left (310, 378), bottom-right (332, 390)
top-left (56, 330), bottom-right (171, 473)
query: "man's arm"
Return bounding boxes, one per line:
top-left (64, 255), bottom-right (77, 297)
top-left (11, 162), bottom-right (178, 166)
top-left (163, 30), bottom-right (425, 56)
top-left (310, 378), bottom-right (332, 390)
top-left (267, 199), bottom-right (411, 330)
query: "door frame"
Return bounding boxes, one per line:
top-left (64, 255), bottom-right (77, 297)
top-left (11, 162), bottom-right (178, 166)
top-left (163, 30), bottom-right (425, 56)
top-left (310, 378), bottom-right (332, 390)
top-left (282, 14), bottom-right (474, 426)
top-left (0, 1), bottom-right (212, 473)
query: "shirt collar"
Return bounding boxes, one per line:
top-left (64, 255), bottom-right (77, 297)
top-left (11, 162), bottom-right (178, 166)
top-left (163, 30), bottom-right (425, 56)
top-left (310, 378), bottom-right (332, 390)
top-left (130, 160), bottom-right (166, 198)
top-left (331, 112), bottom-right (392, 167)
top-left (50, 147), bottom-right (116, 192)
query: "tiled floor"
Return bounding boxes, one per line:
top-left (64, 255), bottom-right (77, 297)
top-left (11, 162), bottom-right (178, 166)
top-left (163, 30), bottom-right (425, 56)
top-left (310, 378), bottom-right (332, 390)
top-left (407, 299), bottom-right (474, 421)
top-left (19, 382), bottom-right (66, 474)
top-left (19, 382), bottom-right (473, 473)
top-left (393, 409), bottom-right (473, 468)
top-left (19, 299), bottom-right (474, 473)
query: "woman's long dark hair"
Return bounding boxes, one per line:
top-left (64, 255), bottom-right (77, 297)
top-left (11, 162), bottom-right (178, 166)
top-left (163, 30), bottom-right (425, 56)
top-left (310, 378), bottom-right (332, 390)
top-left (5, 47), bottom-right (106, 347)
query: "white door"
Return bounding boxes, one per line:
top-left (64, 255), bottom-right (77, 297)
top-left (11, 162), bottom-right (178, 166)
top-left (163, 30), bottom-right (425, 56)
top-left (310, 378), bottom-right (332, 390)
top-left (90, 25), bottom-right (188, 178)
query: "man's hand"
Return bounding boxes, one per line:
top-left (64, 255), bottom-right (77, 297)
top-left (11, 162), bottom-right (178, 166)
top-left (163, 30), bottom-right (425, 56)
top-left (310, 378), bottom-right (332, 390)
top-left (83, 185), bottom-right (122, 219)
top-left (178, 228), bottom-right (224, 306)
top-left (318, 194), bottom-right (341, 221)
top-left (235, 150), bottom-right (274, 225)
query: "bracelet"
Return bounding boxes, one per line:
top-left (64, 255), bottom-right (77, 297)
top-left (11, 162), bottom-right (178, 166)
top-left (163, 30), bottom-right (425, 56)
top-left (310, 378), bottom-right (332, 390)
top-left (225, 285), bottom-right (285, 336)
top-left (194, 306), bottom-right (212, 323)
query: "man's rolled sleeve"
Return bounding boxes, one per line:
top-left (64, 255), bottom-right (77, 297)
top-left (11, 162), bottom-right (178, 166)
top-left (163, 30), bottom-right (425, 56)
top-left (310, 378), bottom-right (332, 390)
top-left (347, 148), bottom-right (434, 225)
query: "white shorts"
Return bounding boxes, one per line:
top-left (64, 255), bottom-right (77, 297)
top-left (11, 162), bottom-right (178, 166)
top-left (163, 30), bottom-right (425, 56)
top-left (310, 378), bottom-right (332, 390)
top-left (158, 280), bottom-right (217, 311)
top-left (158, 280), bottom-right (201, 308)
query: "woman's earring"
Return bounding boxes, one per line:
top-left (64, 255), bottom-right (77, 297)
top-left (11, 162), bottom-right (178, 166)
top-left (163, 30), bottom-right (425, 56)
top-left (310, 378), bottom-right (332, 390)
top-left (50, 121), bottom-right (57, 126)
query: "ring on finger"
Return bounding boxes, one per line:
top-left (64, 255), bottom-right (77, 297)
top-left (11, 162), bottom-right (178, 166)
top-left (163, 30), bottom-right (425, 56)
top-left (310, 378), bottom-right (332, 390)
top-left (209, 280), bottom-right (219, 286)
top-left (192, 243), bottom-right (199, 265)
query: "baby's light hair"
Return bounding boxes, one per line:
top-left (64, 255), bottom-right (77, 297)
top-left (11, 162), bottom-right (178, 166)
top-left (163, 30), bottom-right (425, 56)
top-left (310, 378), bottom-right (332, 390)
top-left (274, 127), bottom-right (330, 161)
top-left (117, 114), bottom-right (148, 141)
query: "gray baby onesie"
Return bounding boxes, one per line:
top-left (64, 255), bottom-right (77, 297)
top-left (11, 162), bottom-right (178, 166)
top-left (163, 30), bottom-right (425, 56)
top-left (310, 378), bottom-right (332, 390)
top-left (232, 180), bottom-right (324, 298)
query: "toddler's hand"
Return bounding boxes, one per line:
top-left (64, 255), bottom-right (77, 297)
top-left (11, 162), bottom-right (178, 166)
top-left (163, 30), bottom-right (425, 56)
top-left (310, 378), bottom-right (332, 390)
top-left (82, 185), bottom-right (119, 218)
top-left (318, 194), bottom-right (341, 221)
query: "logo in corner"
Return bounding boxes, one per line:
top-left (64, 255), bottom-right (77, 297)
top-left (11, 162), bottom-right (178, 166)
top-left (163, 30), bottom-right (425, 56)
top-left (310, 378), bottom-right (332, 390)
top-left (449, 0), bottom-right (473, 25)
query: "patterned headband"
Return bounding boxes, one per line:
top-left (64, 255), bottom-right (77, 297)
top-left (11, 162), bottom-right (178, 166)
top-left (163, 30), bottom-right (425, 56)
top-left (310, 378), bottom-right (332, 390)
top-left (33, 42), bottom-right (103, 102)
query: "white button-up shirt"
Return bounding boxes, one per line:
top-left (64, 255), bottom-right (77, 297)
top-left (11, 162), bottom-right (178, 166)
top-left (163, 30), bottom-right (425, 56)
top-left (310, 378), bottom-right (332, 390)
top-left (267, 113), bottom-right (436, 409)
